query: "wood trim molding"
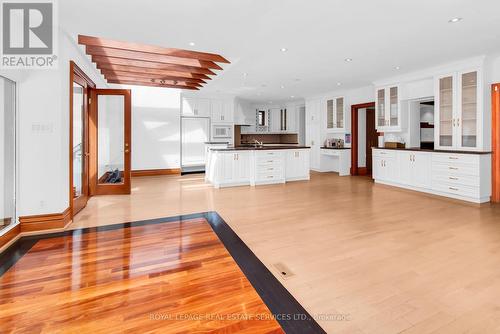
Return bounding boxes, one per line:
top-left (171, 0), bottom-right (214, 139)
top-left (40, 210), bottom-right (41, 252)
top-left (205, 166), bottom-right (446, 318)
top-left (19, 208), bottom-right (72, 233)
top-left (0, 225), bottom-right (20, 250)
top-left (131, 168), bottom-right (181, 177)
top-left (493, 84), bottom-right (500, 203)
top-left (351, 102), bottom-right (376, 176)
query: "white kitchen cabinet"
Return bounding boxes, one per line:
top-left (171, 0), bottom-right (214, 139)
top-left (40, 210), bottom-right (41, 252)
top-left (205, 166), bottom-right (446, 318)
top-left (182, 97), bottom-right (211, 117)
top-left (375, 86), bottom-right (402, 132)
top-left (372, 150), bottom-right (396, 182)
top-left (270, 108), bottom-right (282, 132)
top-left (326, 96), bottom-right (345, 132)
top-left (286, 107), bottom-right (297, 133)
top-left (306, 99), bottom-right (321, 170)
top-left (211, 99), bottom-right (234, 123)
top-left (435, 69), bottom-right (483, 151)
top-left (253, 150), bottom-right (285, 185)
top-left (213, 151), bottom-right (252, 187)
top-left (373, 148), bottom-right (491, 203)
top-left (285, 149), bottom-right (310, 181)
top-left (396, 151), bottom-right (431, 189)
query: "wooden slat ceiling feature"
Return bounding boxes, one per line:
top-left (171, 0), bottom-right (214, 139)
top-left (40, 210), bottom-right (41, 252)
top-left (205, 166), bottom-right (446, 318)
top-left (100, 70), bottom-right (207, 84)
top-left (79, 35), bottom-right (229, 90)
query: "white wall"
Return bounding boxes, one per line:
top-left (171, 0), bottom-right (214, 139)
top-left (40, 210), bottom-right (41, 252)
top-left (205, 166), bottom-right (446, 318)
top-left (126, 86), bottom-right (181, 170)
top-left (0, 29), bottom-right (106, 217)
top-left (107, 85), bottom-right (182, 171)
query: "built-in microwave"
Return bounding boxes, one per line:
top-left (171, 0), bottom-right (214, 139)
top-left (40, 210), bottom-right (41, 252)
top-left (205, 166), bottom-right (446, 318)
top-left (212, 125), bottom-right (232, 138)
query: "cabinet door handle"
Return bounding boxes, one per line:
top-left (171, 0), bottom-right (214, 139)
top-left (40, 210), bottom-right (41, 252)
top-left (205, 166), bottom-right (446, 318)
top-left (449, 187), bottom-right (459, 191)
top-left (449, 167), bottom-right (458, 170)
top-left (449, 157), bottom-right (458, 160)
top-left (453, 119), bottom-right (456, 127)
top-left (457, 118), bottom-right (460, 127)
top-left (449, 177), bottom-right (458, 180)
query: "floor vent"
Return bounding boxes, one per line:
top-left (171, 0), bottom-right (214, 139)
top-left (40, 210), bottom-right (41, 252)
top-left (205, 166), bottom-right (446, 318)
top-left (273, 262), bottom-right (294, 279)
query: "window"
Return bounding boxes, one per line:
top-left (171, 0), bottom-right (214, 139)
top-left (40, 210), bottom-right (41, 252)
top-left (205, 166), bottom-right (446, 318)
top-left (258, 110), bottom-right (266, 126)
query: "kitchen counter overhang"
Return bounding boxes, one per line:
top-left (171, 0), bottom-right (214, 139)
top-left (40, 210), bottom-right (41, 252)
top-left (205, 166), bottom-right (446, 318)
top-left (210, 145), bottom-right (310, 151)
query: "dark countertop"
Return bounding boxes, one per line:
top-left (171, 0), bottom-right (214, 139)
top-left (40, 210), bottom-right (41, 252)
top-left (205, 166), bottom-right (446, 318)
top-left (204, 141), bottom-right (229, 144)
top-left (372, 147), bottom-right (492, 155)
top-left (210, 146), bottom-right (311, 151)
top-left (321, 147), bottom-right (351, 150)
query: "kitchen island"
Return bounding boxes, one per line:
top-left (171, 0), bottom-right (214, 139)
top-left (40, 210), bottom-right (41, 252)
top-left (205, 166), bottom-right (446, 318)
top-left (206, 146), bottom-right (310, 188)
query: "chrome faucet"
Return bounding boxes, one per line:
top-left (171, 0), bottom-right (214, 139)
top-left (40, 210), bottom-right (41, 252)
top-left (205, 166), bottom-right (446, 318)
top-left (253, 139), bottom-right (263, 147)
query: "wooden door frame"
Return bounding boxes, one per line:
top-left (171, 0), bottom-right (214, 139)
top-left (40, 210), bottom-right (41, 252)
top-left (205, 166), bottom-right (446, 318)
top-left (69, 61), bottom-right (95, 218)
top-left (350, 102), bottom-right (376, 176)
top-left (89, 89), bottom-right (132, 195)
top-left (493, 84), bottom-right (500, 203)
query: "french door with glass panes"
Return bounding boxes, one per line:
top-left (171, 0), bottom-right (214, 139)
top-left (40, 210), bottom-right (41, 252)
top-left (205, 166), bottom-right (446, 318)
top-left (71, 66), bottom-right (93, 216)
top-left (89, 89), bottom-right (132, 195)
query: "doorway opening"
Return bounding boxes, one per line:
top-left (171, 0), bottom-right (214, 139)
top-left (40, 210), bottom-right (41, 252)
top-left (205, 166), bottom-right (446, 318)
top-left (351, 102), bottom-right (377, 176)
top-left (0, 76), bottom-right (16, 235)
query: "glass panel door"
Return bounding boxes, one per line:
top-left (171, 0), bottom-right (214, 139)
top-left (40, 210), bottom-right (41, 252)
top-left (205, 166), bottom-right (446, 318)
top-left (92, 89), bottom-right (131, 195)
top-left (73, 83), bottom-right (84, 197)
top-left (439, 76), bottom-right (454, 147)
top-left (0, 77), bottom-right (16, 233)
top-left (389, 87), bottom-right (398, 126)
top-left (461, 71), bottom-right (477, 148)
top-left (377, 89), bottom-right (385, 127)
top-left (336, 97), bottom-right (344, 128)
top-left (326, 99), bottom-right (334, 129)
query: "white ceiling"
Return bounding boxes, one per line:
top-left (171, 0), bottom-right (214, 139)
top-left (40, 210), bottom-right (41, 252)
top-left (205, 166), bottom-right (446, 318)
top-left (60, 0), bottom-right (500, 102)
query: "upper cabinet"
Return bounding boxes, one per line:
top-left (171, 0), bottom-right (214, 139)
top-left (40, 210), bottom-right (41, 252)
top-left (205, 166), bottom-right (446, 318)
top-left (435, 69), bottom-right (483, 151)
top-left (211, 99), bottom-right (234, 123)
top-left (326, 96), bottom-right (345, 132)
top-left (182, 97), bottom-right (210, 117)
top-left (375, 85), bottom-right (401, 131)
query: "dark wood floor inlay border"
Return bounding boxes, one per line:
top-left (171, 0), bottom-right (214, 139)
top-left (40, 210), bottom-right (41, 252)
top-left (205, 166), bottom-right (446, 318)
top-left (0, 212), bottom-right (326, 334)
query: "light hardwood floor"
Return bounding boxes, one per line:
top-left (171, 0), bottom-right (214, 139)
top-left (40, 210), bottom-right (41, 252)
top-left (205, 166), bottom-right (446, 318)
top-left (71, 172), bottom-right (500, 333)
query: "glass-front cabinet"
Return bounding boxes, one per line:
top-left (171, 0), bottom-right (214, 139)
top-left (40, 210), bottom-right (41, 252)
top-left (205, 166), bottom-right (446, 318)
top-left (435, 69), bottom-right (482, 151)
top-left (326, 96), bottom-right (345, 132)
top-left (375, 85), bottom-right (400, 131)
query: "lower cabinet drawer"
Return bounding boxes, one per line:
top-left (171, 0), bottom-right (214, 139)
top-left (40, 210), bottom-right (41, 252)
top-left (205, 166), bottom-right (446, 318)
top-left (432, 181), bottom-right (480, 198)
top-left (432, 162), bottom-right (479, 176)
top-left (372, 149), bottom-right (397, 158)
top-left (256, 171), bottom-right (284, 181)
top-left (432, 173), bottom-right (480, 187)
top-left (257, 166), bottom-right (283, 174)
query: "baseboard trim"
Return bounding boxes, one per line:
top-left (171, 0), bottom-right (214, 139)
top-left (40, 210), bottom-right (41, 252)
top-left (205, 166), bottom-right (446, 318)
top-left (0, 224), bottom-right (21, 250)
top-left (131, 168), bottom-right (181, 177)
top-left (19, 208), bottom-right (72, 233)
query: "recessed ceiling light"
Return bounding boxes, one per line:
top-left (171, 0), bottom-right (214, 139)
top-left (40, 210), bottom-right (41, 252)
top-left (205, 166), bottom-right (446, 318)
top-left (280, 85), bottom-right (285, 89)
top-left (280, 48), bottom-right (288, 52)
top-left (269, 101), bottom-right (273, 104)
top-left (189, 42), bottom-right (195, 46)
top-left (290, 95), bottom-right (295, 98)
top-left (344, 58), bottom-right (353, 62)
top-left (395, 66), bottom-right (401, 70)
top-left (243, 72), bottom-right (248, 77)
top-left (448, 17), bottom-right (463, 23)
top-left (336, 82), bottom-right (342, 86)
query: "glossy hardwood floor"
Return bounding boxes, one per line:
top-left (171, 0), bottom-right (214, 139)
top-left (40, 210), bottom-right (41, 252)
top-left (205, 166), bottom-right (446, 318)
top-left (67, 172), bottom-right (500, 333)
top-left (0, 217), bottom-right (284, 334)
